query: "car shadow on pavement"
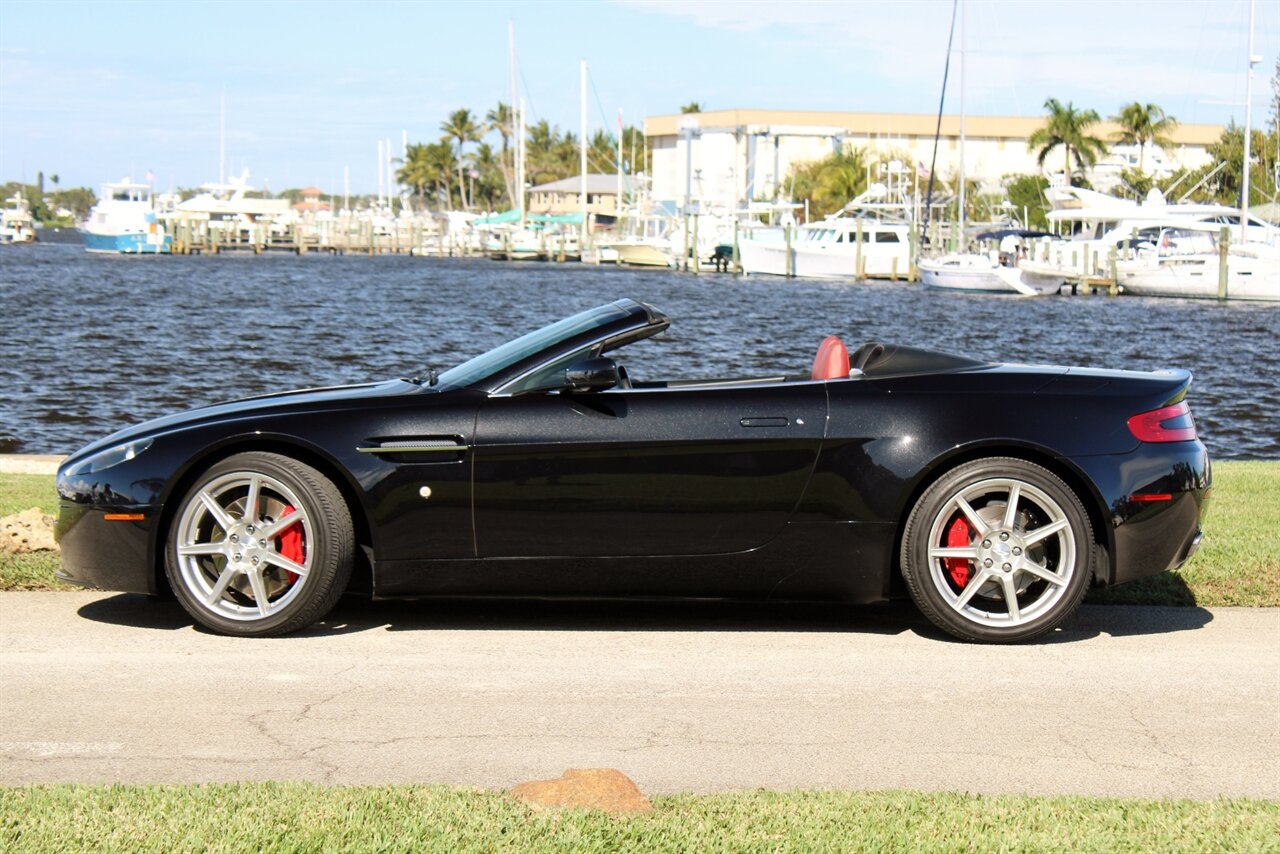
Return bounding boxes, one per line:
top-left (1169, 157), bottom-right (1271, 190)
top-left (75, 594), bottom-right (1214, 643)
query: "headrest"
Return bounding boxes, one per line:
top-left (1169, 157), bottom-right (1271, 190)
top-left (811, 335), bottom-right (850, 381)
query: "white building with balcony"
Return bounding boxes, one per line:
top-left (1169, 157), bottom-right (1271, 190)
top-left (643, 109), bottom-right (1222, 212)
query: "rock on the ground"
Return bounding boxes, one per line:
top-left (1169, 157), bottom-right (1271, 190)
top-left (0, 508), bottom-right (58, 553)
top-left (510, 768), bottom-right (653, 814)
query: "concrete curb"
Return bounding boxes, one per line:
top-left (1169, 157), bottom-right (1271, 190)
top-left (0, 455), bottom-right (65, 476)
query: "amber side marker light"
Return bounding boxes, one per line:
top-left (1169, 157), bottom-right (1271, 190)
top-left (103, 513), bottom-right (145, 522)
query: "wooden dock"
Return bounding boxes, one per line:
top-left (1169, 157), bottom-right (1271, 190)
top-left (166, 218), bottom-right (478, 257)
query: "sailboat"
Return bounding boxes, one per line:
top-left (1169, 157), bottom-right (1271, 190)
top-left (918, 1), bottom-right (1061, 295)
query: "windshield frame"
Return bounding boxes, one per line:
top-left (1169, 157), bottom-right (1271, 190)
top-left (435, 299), bottom-right (666, 393)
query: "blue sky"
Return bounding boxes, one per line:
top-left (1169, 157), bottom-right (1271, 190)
top-left (1, 0), bottom-right (1275, 194)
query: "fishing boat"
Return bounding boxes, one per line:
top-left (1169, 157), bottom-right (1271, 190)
top-left (0, 192), bottom-right (37, 244)
top-left (606, 238), bottom-right (672, 267)
top-left (738, 184), bottom-right (913, 280)
top-left (80, 179), bottom-right (171, 254)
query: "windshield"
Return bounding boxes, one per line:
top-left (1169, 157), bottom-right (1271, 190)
top-left (436, 302), bottom-right (630, 388)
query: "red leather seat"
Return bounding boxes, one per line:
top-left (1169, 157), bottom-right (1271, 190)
top-left (811, 335), bottom-right (850, 380)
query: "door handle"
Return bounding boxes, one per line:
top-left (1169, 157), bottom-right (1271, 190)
top-left (740, 417), bottom-right (789, 427)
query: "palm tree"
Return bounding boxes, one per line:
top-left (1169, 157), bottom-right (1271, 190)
top-left (469, 142), bottom-right (505, 210)
top-left (680, 102), bottom-right (703, 114)
top-left (485, 102), bottom-right (514, 205)
top-left (395, 142), bottom-right (458, 209)
top-left (395, 143), bottom-right (435, 210)
top-left (440, 108), bottom-right (482, 209)
top-left (1111, 102), bottom-right (1178, 172)
top-left (789, 149), bottom-right (871, 219)
top-left (526, 119), bottom-right (563, 185)
top-left (588, 129), bottom-right (617, 174)
top-left (1026, 98), bottom-right (1109, 186)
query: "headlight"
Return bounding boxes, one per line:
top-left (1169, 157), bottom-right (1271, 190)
top-left (63, 439), bottom-right (154, 477)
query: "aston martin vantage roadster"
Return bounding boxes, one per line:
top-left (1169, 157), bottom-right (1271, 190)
top-left (56, 298), bottom-right (1210, 642)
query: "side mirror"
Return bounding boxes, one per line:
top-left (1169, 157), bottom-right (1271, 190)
top-left (565, 357), bottom-right (619, 392)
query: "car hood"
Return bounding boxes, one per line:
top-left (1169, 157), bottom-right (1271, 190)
top-left (66, 379), bottom-right (426, 462)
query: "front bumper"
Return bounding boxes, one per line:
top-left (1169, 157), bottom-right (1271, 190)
top-left (55, 501), bottom-right (158, 594)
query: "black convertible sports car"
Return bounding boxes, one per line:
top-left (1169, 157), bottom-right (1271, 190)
top-left (56, 299), bottom-right (1210, 642)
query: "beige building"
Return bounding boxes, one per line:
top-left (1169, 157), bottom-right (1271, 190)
top-left (643, 109), bottom-right (1223, 210)
top-left (528, 174), bottom-right (620, 216)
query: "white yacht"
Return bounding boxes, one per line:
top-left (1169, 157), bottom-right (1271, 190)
top-left (171, 171), bottom-right (292, 241)
top-left (80, 179), bottom-right (171, 254)
top-left (738, 184), bottom-right (912, 280)
top-left (1113, 226), bottom-right (1279, 302)
top-left (0, 192), bottom-right (37, 244)
top-left (1030, 186), bottom-right (1279, 283)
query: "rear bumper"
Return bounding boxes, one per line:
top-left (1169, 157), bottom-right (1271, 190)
top-left (1074, 440), bottom-right (1211, 587)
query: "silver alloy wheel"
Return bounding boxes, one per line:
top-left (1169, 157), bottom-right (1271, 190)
top-left (924, 476), bottom-right (1076, 628)
top-left (173, 470), bottom-right (314, 622)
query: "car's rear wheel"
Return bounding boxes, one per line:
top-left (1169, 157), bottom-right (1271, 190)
top-left (900, 457), bottom-right (1092, 643)
top-left (165, 452), bottom-right (353, 637)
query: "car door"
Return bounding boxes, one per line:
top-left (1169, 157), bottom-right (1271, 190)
top-left (471, 381), bottom-right (828, 557)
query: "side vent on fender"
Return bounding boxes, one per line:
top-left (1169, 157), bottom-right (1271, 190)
top-left (356, 437), bottom-right (469, 463)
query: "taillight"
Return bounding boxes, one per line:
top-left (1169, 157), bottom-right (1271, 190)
top-left (1128, 401), bottom-right (1196, 442)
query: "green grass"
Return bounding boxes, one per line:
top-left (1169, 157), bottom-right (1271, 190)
top-left (1086, 460), bottom-right (1280, 607)
top-left (0, 472), bottom-right (58, 516)
top-left (2, 784), bottom-right (1277, 853)
top-left (0, 472), bottom-right (70, 591)
top-left (3, 463), bottom-right (1278, 605)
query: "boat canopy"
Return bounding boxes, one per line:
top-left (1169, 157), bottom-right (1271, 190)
top-left (973, 229), bottom-right (1054, 241)
top-left (474, 210), bottom-right (585, 226)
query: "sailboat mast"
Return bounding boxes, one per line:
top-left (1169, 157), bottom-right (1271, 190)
top-left (219, 91), bottom-right (226, 186)
top-left (617, 109), bottom-right (623, 218)
top-left (518, 97), bottom-right (527, 228)
top-left (580, 59), bottom-right (588, 246)
top-left (509, 21), bottom-right (519, 213)
top-left (958, 0), bottom-right (966, 247)
top-left (1240, 0), bottom-right (1256, 243)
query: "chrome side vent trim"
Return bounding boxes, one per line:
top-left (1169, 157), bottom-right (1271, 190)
top-left (357, 438), bottom-right (469, 454)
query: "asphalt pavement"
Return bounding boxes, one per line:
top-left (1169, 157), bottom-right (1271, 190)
top-left (1, 591), bottom-right (1277, 798)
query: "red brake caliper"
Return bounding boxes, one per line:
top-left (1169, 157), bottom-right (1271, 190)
top-left (944, 516), bottom-right (973, 587)
top-left (275, 505), bottom-right (304, 584)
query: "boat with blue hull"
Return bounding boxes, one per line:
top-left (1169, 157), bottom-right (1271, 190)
top-left (80, 179), bottom-right (171, 254)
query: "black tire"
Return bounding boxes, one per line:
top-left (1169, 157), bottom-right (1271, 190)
top-left (900, 457), bottom-right (1093, 643)
top-left (165, 452), bottom-right (354, 637)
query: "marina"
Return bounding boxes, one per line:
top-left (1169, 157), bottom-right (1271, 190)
top-left (1, 236), bottom-right (1276, 462)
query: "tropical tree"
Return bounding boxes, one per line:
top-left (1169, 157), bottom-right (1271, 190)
top-left (485, 102), bottom-right (514, 205)
top-left (788, 148), bottom-right (871, 219)
top-left (396, 141), bottom-right (457, 208)
top-left (1003, 173), bottom-right (1051, 230)
top-left (680, 102), bottom-right (703, 114)
top-left (1026, 98), bottom-right (1109, 186)
top-left (440, 108), bottom-right (482, 209)
top-left (467, 142), bottom-right (506, 210)
top-left (1111, 102), bottom-right (1178, 171)
top-left (526, 119), bottom-right (575, 185)
top-left (620, 125), bottom-right (647, 174)
top-left (395, 144), bottom-right (429, 209)
top-left (588, 129), bottom-right (618, 174)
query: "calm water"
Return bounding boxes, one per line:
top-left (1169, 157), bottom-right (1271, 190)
top-left (1, 238), bottom-right (1277, 459)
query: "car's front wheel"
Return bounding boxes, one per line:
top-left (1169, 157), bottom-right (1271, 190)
top-left (165, 452), bottom-right (353, 637)
top-left (900, 457), bottom-right (1093, 643)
